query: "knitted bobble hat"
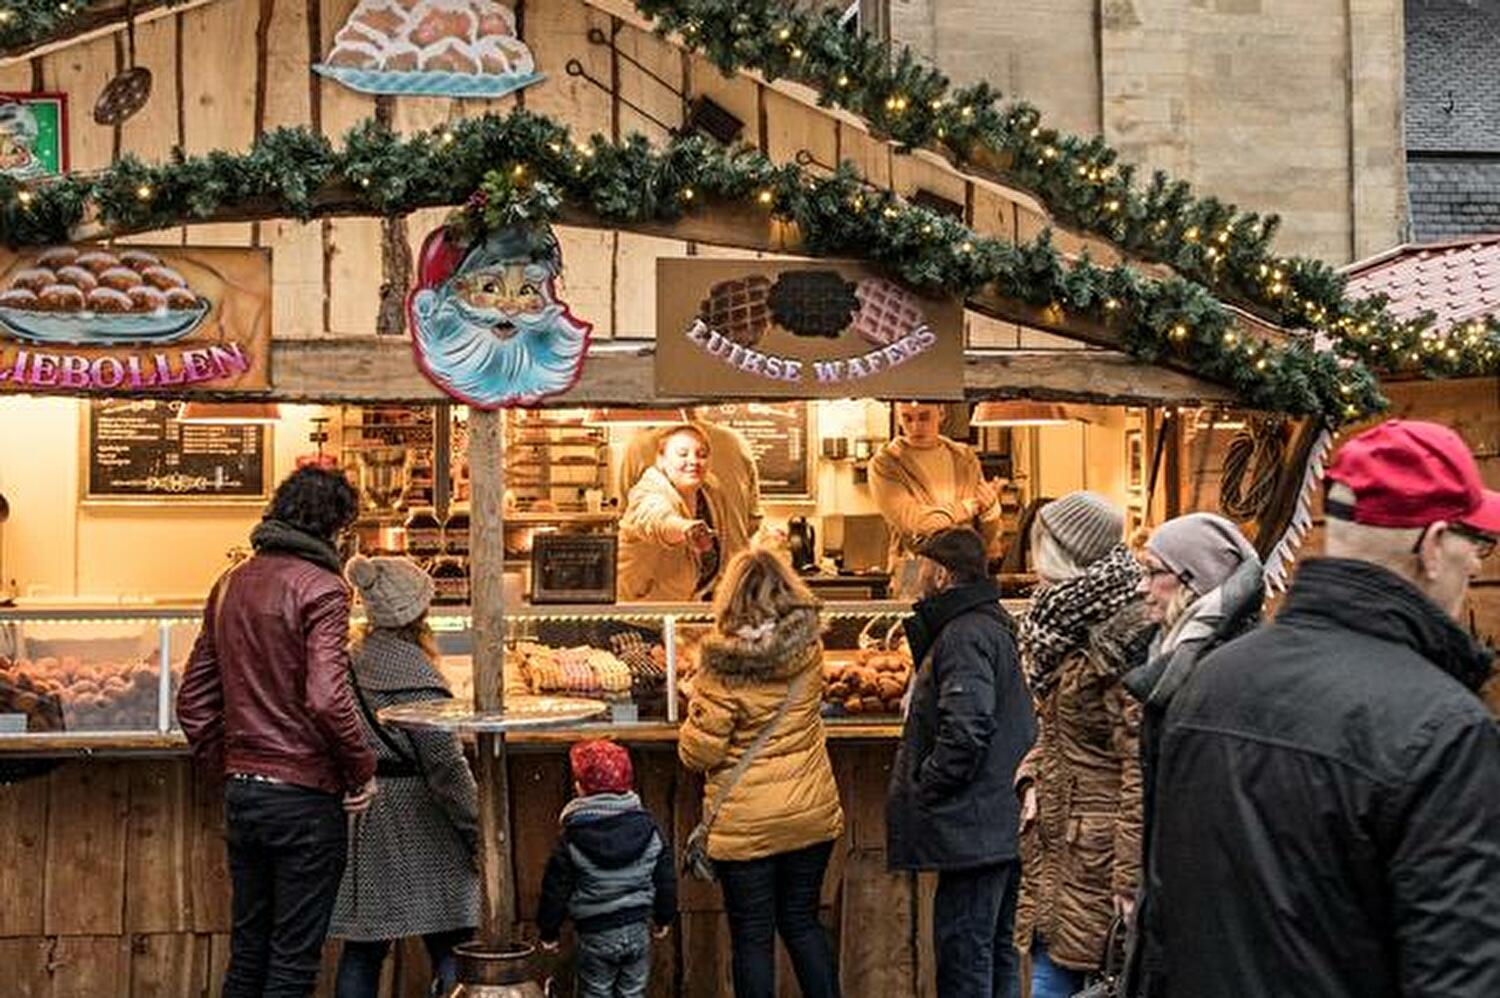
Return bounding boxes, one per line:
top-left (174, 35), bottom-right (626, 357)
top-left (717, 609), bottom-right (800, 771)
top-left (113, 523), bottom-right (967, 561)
top-left (1037, 491), bottom-right (1125, 566)
top-left (346, 555), bottom-right (435, 629)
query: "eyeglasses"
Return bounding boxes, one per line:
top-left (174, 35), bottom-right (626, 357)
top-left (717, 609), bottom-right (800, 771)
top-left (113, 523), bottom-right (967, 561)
top-left (1450, 522), bottom-right (1498, 559)
top-left (1412, 522), bottom-right (1497, 559)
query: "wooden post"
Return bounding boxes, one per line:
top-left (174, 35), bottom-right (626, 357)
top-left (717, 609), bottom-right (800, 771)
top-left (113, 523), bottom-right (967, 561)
top-left (468, 406), bottom-right (518, 946)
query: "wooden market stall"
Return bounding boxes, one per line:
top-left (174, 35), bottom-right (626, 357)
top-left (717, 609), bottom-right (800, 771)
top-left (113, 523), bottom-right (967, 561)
top-left (0, 1), bottom-right (1490, 995)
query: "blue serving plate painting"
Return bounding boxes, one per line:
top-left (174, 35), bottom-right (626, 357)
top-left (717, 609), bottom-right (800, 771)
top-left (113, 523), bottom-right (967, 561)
top-left (312, 65), bottom-right (544, 99)
top-left (0, 299), bottom-right (211, 345)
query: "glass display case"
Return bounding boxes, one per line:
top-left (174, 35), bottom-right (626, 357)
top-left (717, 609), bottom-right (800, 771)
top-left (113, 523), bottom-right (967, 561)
top-left (0, 600), bottom-right (1029, 746)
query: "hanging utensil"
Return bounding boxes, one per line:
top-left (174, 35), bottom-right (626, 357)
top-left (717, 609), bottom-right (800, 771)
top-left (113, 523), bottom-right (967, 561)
top-left (94, 1), bottom-right (153, 126)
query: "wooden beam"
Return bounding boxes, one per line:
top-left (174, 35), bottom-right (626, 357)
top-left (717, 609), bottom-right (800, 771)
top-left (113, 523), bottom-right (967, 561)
top-left (0, 0), bottom-right (223, 68)
top-left (264, 338), bottom-right (1235, 406)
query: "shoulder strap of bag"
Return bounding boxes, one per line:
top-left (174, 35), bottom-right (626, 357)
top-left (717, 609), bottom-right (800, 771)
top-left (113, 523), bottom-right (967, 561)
top-left (351, 675), bottom-right (422, 769)
top-left (699, 664), bottom-right (812, 834)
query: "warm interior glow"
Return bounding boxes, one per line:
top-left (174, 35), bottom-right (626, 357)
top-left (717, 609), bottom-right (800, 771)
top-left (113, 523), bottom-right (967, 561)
top-left (582, 407), bottom-right (690, 426)
top-left (176, 401), bottom-right (282, 425)
top-left (970, 400), bottom-right (1091, 426)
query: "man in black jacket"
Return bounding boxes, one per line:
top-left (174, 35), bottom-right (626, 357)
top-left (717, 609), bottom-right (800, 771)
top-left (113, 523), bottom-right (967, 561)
top-left (887, 527), bottom-right (1037, 998)
top-left (1148, 420), bottom-right (1500, 997)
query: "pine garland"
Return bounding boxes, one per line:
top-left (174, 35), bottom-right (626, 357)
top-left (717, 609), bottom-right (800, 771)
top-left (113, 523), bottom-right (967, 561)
top-left (634, 0), bottom-right (1500, 380)
top-left (0, 108), bottom-right (1381, 423)
top-left (0, 0), bottom-right (186, 54)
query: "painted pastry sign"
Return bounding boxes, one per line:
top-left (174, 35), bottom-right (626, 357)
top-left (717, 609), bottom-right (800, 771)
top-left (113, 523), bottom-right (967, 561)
top-left (0, 245), bottom-right (271, 394)
top-left (407, 223), bottom-right (592, 408)
top-left (315, 0), bottom-right (542, 98)
top-left (656, 259), bottom-right (963, 400)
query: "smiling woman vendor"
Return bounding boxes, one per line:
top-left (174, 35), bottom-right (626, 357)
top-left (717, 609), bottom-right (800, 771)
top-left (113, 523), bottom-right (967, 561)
top-left (617, 424), bottom-right (747, 602)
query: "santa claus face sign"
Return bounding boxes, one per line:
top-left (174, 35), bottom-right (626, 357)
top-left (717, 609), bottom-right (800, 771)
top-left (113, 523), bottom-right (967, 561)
top-left (407, 225), bottom-right (592, 409)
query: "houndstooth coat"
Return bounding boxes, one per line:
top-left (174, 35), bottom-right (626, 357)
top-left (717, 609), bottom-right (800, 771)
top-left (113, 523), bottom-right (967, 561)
top-left (329, 630), bottom-right (481, 941)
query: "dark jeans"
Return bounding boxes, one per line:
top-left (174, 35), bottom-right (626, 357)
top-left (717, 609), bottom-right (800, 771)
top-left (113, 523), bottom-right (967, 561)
top-left (222, 779), bottom-right (349, 998)
top-left (334, 928), bottom-right (472, 998)
top-left (717, 839), bottom-right (839, 998)
top-left (933, 860), bottom-right (1022, 998)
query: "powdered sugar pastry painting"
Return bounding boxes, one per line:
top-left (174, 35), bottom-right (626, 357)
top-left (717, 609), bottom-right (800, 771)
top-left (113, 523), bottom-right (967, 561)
top-left (314, 0), bottom-right (542, 99)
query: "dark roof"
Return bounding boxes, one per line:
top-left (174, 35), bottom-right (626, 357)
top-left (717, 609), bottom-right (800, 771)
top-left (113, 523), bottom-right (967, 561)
top-left (1406, 158), bottom-right (1500, 242)
top-left (1405, 0), bottom-right (1500, 153)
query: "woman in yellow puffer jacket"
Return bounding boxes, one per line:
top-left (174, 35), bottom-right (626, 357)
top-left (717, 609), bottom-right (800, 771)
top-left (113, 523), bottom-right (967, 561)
top-left (679, 548), bottom-right (844, 998)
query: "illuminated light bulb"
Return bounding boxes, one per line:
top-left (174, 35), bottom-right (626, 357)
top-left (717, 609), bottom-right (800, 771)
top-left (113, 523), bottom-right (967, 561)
top-left (1223, 331), bottom-right (1238, 346)
top-left (1043, 146), bottom-right (1058, 159)
top-left (1030, 127), bottom-right (1040, 137)
top-left (959, 241), bottom-right (973, 253)
top-left (1171, 324), bottom-right (1188, 340)
top-left (930, 99), bottom-right (945, 110)
top-left (1104, 200), bottom-right (1119, 212)
top-left (778, 27), bottom-right (791, 40)
top-left (791, 47), bottom-right (802, 59)
top-left (1184, 226), bottom-right (1199, 241)
top-left (922, 224), bottom-right (934, 235)
top-left (837, 74), bottom-right (849, 88)
top-left (1216, 230), bottom-right (1229, 243)
top-left (16, 189), bottom-right (32, 205)
top-left (961, 106), bottom-right (974, 118)
top-left (1078, 166), bottom-right (1089, 177)
top-left (1105, 298), bottom-right (1119, 311)
top-left (1256, 358), bottom-right (1269, 371)
top-left (546, 141), bottom-right (561, 153)
top-left (136, 184), bottom-right (153, 200)
top-left (512, 164), bottom-right (525, 178)
top-left (0, 10), bottom-right (14, 23)
top-left (442, 131), bottom-right (456, 145)
top-left (360, 177), bottom-right (371, 187)
top-left (681, 187), bottom-right (695, 201)
top-left (757, 189), bottom-right (773, 205)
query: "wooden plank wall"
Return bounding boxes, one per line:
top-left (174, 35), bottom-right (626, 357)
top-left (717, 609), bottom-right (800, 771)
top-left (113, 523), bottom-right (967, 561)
top-left (0, 744), bottom-right (931, 997)
top-left (1174, 377), bottom-right (1500, 714)
top-left (2, 0), bottom-right (1066, 346)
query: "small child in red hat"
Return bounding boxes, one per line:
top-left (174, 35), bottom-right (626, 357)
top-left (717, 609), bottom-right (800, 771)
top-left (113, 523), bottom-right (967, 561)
top-left (537, 740), bottom-right (676, 997)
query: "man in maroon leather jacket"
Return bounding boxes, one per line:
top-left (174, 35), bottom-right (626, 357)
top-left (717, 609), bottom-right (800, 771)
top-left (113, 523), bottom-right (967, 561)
top-left (179, 466), bottom-right (377, 998)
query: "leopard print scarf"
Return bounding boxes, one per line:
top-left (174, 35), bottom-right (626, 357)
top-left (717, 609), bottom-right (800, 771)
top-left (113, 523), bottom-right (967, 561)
top-left (1019, 544), bottom-right (1143, 696)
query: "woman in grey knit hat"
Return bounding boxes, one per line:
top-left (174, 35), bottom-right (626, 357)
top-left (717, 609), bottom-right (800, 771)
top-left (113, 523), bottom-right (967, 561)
top-left (1015, 492), bottom-right (1153, 998)
top-left (1120, 512), bottom-right (1265, 998)
top-left (330, 555), bottom-right (481, 998)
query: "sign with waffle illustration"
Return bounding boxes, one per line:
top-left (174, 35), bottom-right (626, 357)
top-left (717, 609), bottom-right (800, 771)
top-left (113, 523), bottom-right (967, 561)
top-left (314, 0), bottom-right (543, 99)
top-left (0, 245), bottom-right (271, 395)
top-left (657, 259), bottom-right (962, 399)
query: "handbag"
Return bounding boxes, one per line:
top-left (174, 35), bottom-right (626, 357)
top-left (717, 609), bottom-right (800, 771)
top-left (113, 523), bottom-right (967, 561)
top-left (1072, 915), bottom-right (1128, 998)
top-left (682, 669), bottom-right (811, 882)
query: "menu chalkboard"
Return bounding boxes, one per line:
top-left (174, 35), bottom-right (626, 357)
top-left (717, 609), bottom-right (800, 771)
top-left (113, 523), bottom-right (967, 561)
top-left (84, 400), bottom-right (270, 501)
top-left (697, 402), bottom-right (813, 500)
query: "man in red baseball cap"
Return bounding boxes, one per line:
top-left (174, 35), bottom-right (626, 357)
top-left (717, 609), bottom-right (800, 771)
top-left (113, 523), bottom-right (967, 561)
top-left (1142, 419), bottom-right (1500, 998)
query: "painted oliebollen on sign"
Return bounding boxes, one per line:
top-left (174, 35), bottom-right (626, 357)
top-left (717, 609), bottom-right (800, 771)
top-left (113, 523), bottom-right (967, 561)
top-left (0, 245), bottom-right (271, 393)
top-left (656, 258), bottom-right (964, 400)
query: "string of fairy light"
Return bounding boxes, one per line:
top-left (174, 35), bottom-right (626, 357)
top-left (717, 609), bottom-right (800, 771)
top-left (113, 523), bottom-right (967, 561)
top-left (634, 0), bottom-right (1500, 379)
top-left (0, 108), bottom-right (1384, 423)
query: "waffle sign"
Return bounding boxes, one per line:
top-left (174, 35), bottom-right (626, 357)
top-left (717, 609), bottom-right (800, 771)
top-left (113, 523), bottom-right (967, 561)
top-left (657, 259), bottom-right (962, 399)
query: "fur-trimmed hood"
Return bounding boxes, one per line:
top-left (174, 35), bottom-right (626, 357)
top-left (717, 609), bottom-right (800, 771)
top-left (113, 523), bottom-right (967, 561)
top-left (698, 606), bottom-right (822, 681)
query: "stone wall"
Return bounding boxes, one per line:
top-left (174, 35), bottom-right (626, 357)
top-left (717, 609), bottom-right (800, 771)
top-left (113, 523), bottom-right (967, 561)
top-left (887, 0), bottom-right (1407, 264)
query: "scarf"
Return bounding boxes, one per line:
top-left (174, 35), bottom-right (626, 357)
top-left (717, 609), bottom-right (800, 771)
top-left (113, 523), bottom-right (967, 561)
top-left (249, 518), bottom-right (344, 575)
top-left (560, 791), bottom-right (644, 826)
top-left (1019, 544), bottom-right (1142, 695)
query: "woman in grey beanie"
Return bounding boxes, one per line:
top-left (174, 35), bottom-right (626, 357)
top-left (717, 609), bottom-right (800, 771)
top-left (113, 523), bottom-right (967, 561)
top-left (1015, 493), bottom-right (1152, 997)
top-left (1121, 513), bottom-right (1265, 997)
top-left (331, 555), bottom-right (480, 998)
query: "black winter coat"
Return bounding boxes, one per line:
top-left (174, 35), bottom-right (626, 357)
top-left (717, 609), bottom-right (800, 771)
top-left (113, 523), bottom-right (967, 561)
top-left (1147, 558), bottom-right (1500, 998)
top-left (887, 580), bottom-right (1036, 871)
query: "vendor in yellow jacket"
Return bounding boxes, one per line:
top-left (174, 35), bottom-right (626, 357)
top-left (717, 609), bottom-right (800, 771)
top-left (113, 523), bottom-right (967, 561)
top-left (617, 424), bottom-right (748, 602)
top-left (870, 402), bottom-right (1005, 577)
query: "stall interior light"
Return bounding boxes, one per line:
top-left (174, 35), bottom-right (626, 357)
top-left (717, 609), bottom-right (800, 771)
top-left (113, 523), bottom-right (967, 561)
top-left (582, 407), bottom-right (690, 426)
top-left (176, 401), bottom-right (282, 425)
top-left (969, 401), bottom-right (1091, 427)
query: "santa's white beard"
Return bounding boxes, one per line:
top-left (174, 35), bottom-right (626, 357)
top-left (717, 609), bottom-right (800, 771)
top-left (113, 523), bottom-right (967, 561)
top-left (412, 291), bottom-right (589, 407)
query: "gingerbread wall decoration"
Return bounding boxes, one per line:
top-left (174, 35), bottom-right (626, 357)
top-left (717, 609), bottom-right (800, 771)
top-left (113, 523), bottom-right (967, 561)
top-left (314, 0), bottom-right (543, 99)
top-left (407, 224), bottom-right (592, 409)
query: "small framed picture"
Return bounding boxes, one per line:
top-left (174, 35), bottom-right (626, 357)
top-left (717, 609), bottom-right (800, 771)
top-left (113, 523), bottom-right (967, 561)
top-left (0, 93), bottom-right (68, 180)
top-left (1126, 428), bottom-right (1145, 492)
top-left (1126, 505), bottom-right (1145, 542)
top-left (531, 533), bottom-right (618, 604)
